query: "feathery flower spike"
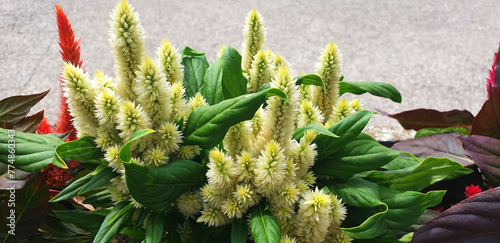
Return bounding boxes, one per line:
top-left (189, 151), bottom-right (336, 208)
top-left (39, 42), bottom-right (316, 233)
top-left (55, 5), bottom-right (83, 140)
top-left (313, 41), bottom-right (343, 121)
top-left (242, 9), bottom-right (266, 72)
top-left (110, 0), bottom-right (146, 100)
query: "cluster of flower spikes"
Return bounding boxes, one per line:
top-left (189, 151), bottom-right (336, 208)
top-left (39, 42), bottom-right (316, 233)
top-left (60, 0), bottom-right (204, 206)
top-left (175, 9), bottom-right (358, 243)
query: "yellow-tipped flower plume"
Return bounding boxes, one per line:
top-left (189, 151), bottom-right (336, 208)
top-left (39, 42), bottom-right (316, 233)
top-left (242, 9), bottom-right (266, 72)
top-left (156, 39), bottom-right (184, 84)
top-left (110, 0), bottom-right (146, 100)
top-left (313, 41), bottom-right (342, 121)
top-left (61, 62), bottom-right (99, 137)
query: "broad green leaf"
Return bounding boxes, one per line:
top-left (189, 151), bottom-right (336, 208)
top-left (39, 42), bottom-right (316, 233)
top-left (292, 123), bottom-right (338, 141)
top-left (94, 202), bottom-right (135, 243)
top-left (11, 110), bottom-right (44, 133)
top-left (415, 127), bottom-right (470, 138)
top-left (145, 212), bottom-right (164, 243)
top-left (121, 229), bottom-right (146, 240)
top-left (119, 129), bottom-right (155, 163)
top-left (0, 172), bottom-right (49, 242)
top-left (339, 81), bottom-right (402, 103)
top-left (50, 172), bottom-right (93, 202)
top-left (53, 210), bottom-right (106, 234)
top-left (314, 110), bottom-right (374, 160)
top-left (79, 164), bottom-right (119, 194)
top-left (0, 128), bottom-right (64, 171)
top-left (56, 136), bottom-right (104, 164)
top-left (181, 46), bottom-right (210, 99)
top-left (124, 160), bottom-right (204, 212)
top-left (231, 217), bottom-right (248, 243)
top-left (326, 177), bottom-right (445, 239)
top-left (361, 157), bottom-right (472, 191)
top-left (183, 88), bottom-right (287, 149)
top-left (295, 74), bottom-right (325, 90)
top-left (250, 204), bottom-right (280, 243)
top-left (39, 213), bottom-right (92, 239)
top-left (379, 188), bottom-right (445, 237)
top-left (0, 90), bottom-right (49, 126)
top-left (314, 133), bottom-right (403, 179)
top-left (179, 46), bottom-right (206, 57)
top-left (82, 189), bottom-right (112, 206)
top-left (202, 46), bottom-right (247, 105)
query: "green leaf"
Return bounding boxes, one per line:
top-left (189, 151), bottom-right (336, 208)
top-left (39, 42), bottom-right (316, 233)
top-left (326, 177), bottom-right (445, 239)
top-left (82, 189), bottom-right (112, 206)
top-left (295, 74), bottom-right (325, 90)
top-left (50, 172), bottom-right (93, 202)
top-left (250, 204), bottom-right (280, 243)
top-left (415, 127), bottom-right (470, 138)
top-left (339, 81), bottom-right (402, 103)
top-left (145, 212), bottom-right (164, 243)
top-left (184, 88), bottom-right (287, 149)
top-left (360, 157), bottom-right (472, 191)
top-left (231, 217), bottom-right (248, 243)
top-left (181, 46), bottom-right (210, 99)
top-left (121, 229), bottom-right (146, 240)
top-left (202, 46), bottom-right (247, 105)
top-left (11, 110), bottom-right (44, 133)
top-left (94, 202), bottom-right (135, 243)
top-left (314, 110), bottom-right (374, 160)
top-left (0, 128), bottom-right (64, 171)
top-left (314, 133), bottom-right (403, 179)
top-left (119, 129), bottom-right (155, 163)
top-left (0, 172), bottom-right (49, 243)
top-left (124, 160), bottom-right (204, 212)
top-left (292, 123), bottom-right (338, 141)
top-left (79, 164), bottom-right (119, 194)
top-left (56, 136), bottom-right (104, 163)
top-left (53, 210), bottom-right (106, 234)
top-left (0, 90), bottom-right (49, 126)
top-left (179, 46), bottom-right (206, 57)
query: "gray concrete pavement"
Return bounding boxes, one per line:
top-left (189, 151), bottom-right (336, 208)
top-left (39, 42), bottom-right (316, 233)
top-left (1, 0), bottom-right (500, 127)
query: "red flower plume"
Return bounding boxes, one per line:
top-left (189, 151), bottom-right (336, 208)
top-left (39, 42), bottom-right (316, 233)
top-left (36, 116), bottom-right (55, 135)
top-left (54, 5), bottom-right (84, 141)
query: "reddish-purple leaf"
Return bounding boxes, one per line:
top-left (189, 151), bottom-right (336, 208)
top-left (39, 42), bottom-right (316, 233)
top-left (378, 108), bottom-right (474, 131)
top-left (459, 135), bottom-right (500, 187)
top-left (11, 110), bottom-right (45, 133)
top-left (392, 132), bottom-right (474, 167)
top-left (471, 87), bottom-right (500, 139)
top-left (0, 90), bottom-right (49, 126)
top-left (412, 187), bottom-right (500, 243)
top-left (0, 172), bottom-right (49, 242)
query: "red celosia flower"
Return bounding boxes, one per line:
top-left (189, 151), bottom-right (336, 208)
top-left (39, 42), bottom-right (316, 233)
top-left (46, 166), bottom-right (73, 189)
top-left (486, 52), bottom-right (497, 95)
top-left (464, 183), bottom-right (483, 198)
top-left (36, 116), bottom-right (55, 134)
top-left (55, 4), bottom-right (85, 141)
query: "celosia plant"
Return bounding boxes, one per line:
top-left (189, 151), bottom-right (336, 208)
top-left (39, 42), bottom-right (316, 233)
top-left (0, 1), bottom-right (471, 242)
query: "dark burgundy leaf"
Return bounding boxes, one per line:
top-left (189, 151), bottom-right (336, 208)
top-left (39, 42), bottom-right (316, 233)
top-left (459, 135), bottom-right (500, 187)
top-left (392, 133), bottom-right (474, 167)
top-left (11, 110), bottom-right (45, 133)
top-left (412, 187), bottom-right (500, 243)
top-left (0, 90), bottom-right (50, 126)
top-left (0, 172), bottom-right (49, 242)
top-left (471, 87), bottom-right (500, 139)
top-left (378, 108), bottom-right (474, 131)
